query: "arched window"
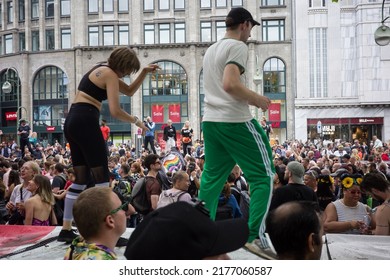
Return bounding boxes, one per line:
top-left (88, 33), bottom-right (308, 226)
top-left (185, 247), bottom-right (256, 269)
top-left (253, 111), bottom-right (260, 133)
top-left (263, 57), bottom-right (286, 94)
top-left (32, 66), bottom-right (68, 127)
top-left (142, 60), bottom-right (188, 123)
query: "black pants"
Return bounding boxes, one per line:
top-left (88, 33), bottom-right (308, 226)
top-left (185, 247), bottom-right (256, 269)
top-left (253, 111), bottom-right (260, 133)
top-left (20, 138), bottom-right (33, 158)
top-left (144, 136), bottom-right (156, 154)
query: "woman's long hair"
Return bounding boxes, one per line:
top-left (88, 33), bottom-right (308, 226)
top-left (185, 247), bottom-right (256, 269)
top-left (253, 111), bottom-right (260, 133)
top-left (33, 174), bottom-right (56, 206)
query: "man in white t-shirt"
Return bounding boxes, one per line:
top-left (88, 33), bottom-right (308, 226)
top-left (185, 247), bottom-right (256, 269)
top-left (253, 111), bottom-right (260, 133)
top-left (199, 7), bottom-right (275, 257)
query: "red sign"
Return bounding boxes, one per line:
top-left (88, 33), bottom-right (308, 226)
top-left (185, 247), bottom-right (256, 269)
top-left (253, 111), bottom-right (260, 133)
top-left (5, 112), bottom-right (17, 121)
top-left (169, 104), bottom-right (181, 123)
top-left (46, 126), bottom-right (55, 131)
top-left (268, 103), bottom-right (281, 122)
top-left (152, 105), bottom-right (164, 123)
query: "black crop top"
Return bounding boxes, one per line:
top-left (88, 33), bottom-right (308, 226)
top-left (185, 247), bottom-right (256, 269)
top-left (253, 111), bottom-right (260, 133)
top-left (78, 64), bottom-right (108, 102)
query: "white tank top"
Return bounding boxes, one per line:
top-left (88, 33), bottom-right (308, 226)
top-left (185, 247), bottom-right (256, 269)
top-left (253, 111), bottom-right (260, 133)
top-left (333, 199), bottom-right (368, 234)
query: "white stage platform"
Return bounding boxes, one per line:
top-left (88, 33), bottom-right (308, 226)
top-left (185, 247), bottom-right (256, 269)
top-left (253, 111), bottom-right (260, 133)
top-left (1, 226), bottom-right (390, 260)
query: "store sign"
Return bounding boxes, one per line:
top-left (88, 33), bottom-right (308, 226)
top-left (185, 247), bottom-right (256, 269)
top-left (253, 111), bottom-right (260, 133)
top-left (151, 105), bottom-right (164, 123)
top-left (169, 104), bottom-right (181, 123)
top-left (268, 103), bottom-right (281, 122)
top-left (322, 125), bottom-right (335, 135)
top-left (5, 112), bottom-right (17, 121)
top-left (46, 126), bottom-right (55, 131)
top-left (358, 118), bottom-right (375, 123)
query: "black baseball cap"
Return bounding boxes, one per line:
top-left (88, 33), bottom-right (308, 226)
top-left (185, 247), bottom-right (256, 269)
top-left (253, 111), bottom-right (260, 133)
top-left (225, 7), bottom-right (260, 27)
top-left (124, 202), bottom-right (249, 260)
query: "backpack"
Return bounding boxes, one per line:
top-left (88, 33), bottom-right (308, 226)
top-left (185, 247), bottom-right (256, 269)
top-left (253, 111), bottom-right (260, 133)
top-left (156, 190), bottom-right (186, 209)
top-left (215, 197), bottom-right (233, 221)
top-left (239, 190), bottom-right (251, 222)
top-left (156, 170), bottom-right (172, 191)
top-left (130, 177), bottom-right (151, 215)
top-left (113, 176), bottom-right (136, 202)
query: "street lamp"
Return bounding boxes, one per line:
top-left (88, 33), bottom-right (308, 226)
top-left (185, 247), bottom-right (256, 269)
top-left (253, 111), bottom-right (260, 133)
top-left (374, 0), bottom-right (390, 46)
top-left (253, 55), bottom-right (263, 120)
top-left (2, 67), bottom-right (22, 146)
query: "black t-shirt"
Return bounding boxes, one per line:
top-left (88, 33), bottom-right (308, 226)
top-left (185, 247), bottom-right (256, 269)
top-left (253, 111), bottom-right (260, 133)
top-left (18, 125), bottom-right (31, 140)
top-left (269, 183), bottom-right (319, 212)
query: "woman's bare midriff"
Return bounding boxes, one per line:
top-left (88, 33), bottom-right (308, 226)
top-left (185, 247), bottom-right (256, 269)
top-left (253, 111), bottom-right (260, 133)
top-left (73, 91), bottom-right (102, 111)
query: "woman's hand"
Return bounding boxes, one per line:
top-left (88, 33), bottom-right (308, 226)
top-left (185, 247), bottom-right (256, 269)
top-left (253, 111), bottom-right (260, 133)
top-left (143, 64), bottom-right (160, 73)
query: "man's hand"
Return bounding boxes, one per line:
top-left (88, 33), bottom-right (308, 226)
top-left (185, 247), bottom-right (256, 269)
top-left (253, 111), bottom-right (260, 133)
top-left (249, 95), bottom-right (272, 111)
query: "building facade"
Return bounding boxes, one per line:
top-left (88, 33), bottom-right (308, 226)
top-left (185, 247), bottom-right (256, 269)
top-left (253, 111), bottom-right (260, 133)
top-left (0, 0), bottom-right (293, 147)
top-left (293, 0), bottom-right (390, 144)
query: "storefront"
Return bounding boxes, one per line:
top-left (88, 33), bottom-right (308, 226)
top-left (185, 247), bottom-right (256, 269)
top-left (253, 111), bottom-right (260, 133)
top-left (307, 117), bottom-right (383, 144)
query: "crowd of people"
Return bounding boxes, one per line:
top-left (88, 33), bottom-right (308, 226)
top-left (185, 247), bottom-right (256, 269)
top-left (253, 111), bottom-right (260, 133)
top-left (1, 7), bottom-right (389, 261)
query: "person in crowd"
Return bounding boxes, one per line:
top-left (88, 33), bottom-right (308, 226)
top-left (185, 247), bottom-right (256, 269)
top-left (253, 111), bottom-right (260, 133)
top-left (6, 161), bottom-right (40, 224)
top-left (144, 116), bottom-right (157, 154)
top-left (18, 120), bottom-right (34, 158)
top-left (163, 119), bottom-right (177, 153)
top-left (142, 154), bottom-right (162, 213)
top-left (199, 7), bottom-right (274, 257)
top-left (260, 116), bottom-right (273, 140)
top-left (273, 165), bottom-right (287, 191)
top-left (231, 164), bottom-right (248, 191)
top-left (304, 169), bottom-right (318, 192)
top-left (269, 161), bottom-right (318, 212)
top-left (100, 119), bottom-right (110, 156)
top-left (157, 170), bottom-right (192, 209)
top-left (58, 47), bottom-right (157, 242)
top-left (373, 135), bottom-right (383, 149)
top-left (124, 201), bottom-right (249, 260)
top-left (217, 180), bottom-right (242, 220)
top-left (0, 160), bottom-right (11, 190)
top-left (0, 180), bottom-right (8, 224)
top-left (323, 173), bottom-right (374, 234)
top-left (64, 187), bottom-right (131, 260)
top-left (4, 169), bottom-right (20, 202)
top-left (316, 174), bottom-right (336, 211)
top-left (266, 201), bottom-right (323, 260)
top-left (181, 120), bottom-right (193, 156)
top-left (24, 174), bottom-right (57, 226)
top-left (333, 145), bottom-right (347, 159)
top-left (186, 159), bottom-right (201, 198)
top-left (361, 172), bottom-right (390, 235)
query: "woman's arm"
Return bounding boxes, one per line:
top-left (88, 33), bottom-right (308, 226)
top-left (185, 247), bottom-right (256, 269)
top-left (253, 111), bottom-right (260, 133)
top-left (119, 65), bottom-right (160, 97)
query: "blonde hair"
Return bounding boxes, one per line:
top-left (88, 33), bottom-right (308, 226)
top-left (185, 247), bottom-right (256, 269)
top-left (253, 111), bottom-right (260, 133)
top-left (33, 174), bottom-right (55, 205)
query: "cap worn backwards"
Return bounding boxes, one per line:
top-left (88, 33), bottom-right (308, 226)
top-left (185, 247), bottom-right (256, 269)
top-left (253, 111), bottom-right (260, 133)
top-left (287, 161), bottom-right (305, 185)
top-left (225, 7), bottom-right (260, 27)
top-left (124, 202), bottom-right (249, 260)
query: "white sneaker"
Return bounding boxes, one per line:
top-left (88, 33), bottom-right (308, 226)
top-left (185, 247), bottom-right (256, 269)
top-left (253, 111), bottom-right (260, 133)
top-left (244, 239), bottom-right (277, 260)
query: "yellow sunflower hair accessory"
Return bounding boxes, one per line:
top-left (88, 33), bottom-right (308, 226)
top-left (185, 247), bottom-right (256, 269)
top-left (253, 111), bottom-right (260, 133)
top-left (340, 174), bottom-right (362, 189)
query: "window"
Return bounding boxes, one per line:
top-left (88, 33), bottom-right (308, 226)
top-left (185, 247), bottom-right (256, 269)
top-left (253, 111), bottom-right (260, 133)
top-left (33, 66), bottom-right (69, 101)
top-left (46, 0), bottom-right (54, 18)
top-left (118, 0), bottom-right (129, 12)
top-left (103, 0), bottom-right (114, 12)
top-left (7, 1), bottom-right (13, 23)
top-left (31, 0), bottom-right (39, 19)
top-left (159, 0), bottom-right (169, 10)
top-left (200, 22), bottom-right (212, 42)
top-left (119, 25), bottom-right (129, 45)
top-left (174, 23), bottom-right (185, 43)
top-left (200, 0), bottom-right (211, 8)
top-left (159, 24), bottom-right (170, 44)
top-left (309, 28), bottom-right (328, 98)
top-left (263, 57), bottom-right (286, 94)
top-left (216, 0), bottom-right (227, 8)
top-left (61, 28), bottom-right (71, 49)
top-left (174, 0), bottom-right (185, 9)
top-left (19, 0), bottom-right (25, 21)
top-left (19, 32), bottom-right (26, 51)
top-left (46, 29), bottom-right (55, 50)
top-left (88, 0), bottom-right (98, 13)
top-left (5, 34), bottom-right (13, 54)
top-left (61, 0), bottom-right (71, 16)
top-left (216, 21), bottom-right (225, 41)
top-left (262, 19), bottom-right (285, 41)
top-left (262, 0), bottom-right (284, 5)
top-left (231, 0), bottom-right (243, 6)
top-left (144, 24), bottom-right (155, 44)
top-left (32, 30), bottom-right (40, 51)
top-left (144, 0), bottom-right (154, 11)
top-left (89, 26), bottom-right (99, 46)
top-left (103, 26), bottom-right (114, 46)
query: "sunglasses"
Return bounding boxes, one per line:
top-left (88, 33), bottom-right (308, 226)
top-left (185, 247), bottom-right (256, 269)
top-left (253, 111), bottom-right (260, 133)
top-left (110, 201), bottom-right (129, 214)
